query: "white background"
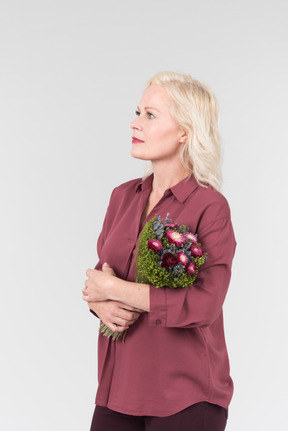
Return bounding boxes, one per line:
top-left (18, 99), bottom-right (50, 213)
top-left (1, 1), bottom-right (287, 430)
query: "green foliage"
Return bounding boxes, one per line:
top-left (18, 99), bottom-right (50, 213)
top-left (135, 216), bottom-right (205, 288)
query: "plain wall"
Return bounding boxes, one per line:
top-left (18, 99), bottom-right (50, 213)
top-left (1, 1), bottom-right (287, 429)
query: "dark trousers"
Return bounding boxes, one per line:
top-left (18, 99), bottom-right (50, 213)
top-left (90, 402), bottom-right (228, 431)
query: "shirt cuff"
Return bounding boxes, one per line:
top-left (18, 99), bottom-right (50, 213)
top-left (148, 284), bottom-right (167, 327)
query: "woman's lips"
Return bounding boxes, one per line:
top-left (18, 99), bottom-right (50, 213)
top-left (132, 137), bottom-right (144, 143)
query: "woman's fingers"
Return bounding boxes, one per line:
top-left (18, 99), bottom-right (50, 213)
top-left (115, 302), bottom-right (144, 313)
top-left (122, 307), bottom-right (143, 313)
top-left (102, 262), bottom-right (116, 276)
top-left (108, 309), bottom-right (140, 327)
top-left (111, 316), bottom-right (134, 328)
top-left (102, 321), bottom-right (129, 333)
top-left (104, 314), bottom-right (139, 330)
top-left (117, 309), bottom-right (139, 323)
top-left (88, 301), bottom-right (142, 332)
top-left (105, 301), bottom-right (139, 322)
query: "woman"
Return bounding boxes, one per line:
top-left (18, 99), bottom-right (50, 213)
top-left (82, 71), bottom-right (236, 431)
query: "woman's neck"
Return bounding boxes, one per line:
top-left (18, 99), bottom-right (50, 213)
top-left (150, 161), bottom-right (191, 197)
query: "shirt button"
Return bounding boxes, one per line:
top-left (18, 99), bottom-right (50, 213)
top-left (156, 319), bottom-right (162, 325)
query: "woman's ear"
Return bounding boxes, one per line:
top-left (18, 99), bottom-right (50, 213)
top-left (179, 130), bottom-right (187, 144)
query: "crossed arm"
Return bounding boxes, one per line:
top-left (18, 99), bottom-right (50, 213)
top-left (82, 262), bottom-right (150, 333)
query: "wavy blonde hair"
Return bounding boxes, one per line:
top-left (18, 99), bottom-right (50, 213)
top-left (142, 71), bottom-right (222, 191)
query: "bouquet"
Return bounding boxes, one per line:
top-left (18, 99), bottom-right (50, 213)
top-left (100, 213), bottom-right (207, 341)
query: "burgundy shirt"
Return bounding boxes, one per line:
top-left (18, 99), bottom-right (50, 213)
top-left (93, 173), bottom-right (236, 417)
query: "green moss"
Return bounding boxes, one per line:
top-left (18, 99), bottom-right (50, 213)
top-left (135, 216), bottom-right (206, 288)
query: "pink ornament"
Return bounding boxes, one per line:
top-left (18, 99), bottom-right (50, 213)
top-left (186, 262), bottom-right (197, 275)
top-left (161, 253), bottom-right (177, 268)
top-left (166, 230), bottom-right (186, 246)
top-left (190, 244), bottom-right (203, 257)
top-left (147, 239), bottom-right (163, 252)
top-left (184, 232), bottom-right (198, 243)
top-left (177, 252), bottom-right (189, 266)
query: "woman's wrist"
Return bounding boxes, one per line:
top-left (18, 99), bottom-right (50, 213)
top-left (106, 275), bottom-right (118, 301)
top-left (106, 276), bottom-right (150, 312)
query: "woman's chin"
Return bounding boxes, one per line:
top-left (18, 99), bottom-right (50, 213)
top-left (130, 148), bottom-right (148, 160)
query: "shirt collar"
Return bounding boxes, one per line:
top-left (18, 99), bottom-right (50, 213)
top-left (135, 173), bottom-right (199, 203)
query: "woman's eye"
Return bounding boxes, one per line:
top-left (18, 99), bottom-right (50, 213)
top-left (135, 110), bottom-right (154, 119)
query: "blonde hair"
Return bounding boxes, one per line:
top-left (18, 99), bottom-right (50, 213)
top-left (142, 71), bottom-right (222, 191)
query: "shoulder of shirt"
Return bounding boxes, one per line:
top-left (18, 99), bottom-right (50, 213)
top-left (192, 183), bottom-right (232, 219)
top-left (108, 177), bottom-right (142, 202)
top-left (114, 177), bottom-right (142, 191)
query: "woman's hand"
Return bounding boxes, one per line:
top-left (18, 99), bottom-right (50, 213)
top-left (82, 261), bottom-right (150, 313)
top-left (88, 300), bottom-right (143, 333)
top-left (82, 262), bottom-right (115, 302)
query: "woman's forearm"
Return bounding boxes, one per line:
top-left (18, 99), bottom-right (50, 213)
top-left (107, 277), bottom-right (150, 312)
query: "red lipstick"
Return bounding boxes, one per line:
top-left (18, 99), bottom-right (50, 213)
top-left (132, 137), bottom-right (144, 144)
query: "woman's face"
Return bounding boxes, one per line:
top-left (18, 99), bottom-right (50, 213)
top-left (130, 85), bottom-right (186, 163)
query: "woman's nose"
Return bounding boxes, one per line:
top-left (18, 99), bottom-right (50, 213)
top-left (130, 117), bottom-right (142, 130)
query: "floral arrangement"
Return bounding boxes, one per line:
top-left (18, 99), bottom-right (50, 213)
top-left (100, 213), bottom-right (207, 341)
top-left (135, 213), bottom-right (207, 287)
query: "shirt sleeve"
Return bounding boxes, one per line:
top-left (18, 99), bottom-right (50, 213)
top-left (148, 215), bottom-right (236, 329)
top-left (93, 187), bottom-right (117, 271)
top-left (90, 188), bottom-right (116, 318)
